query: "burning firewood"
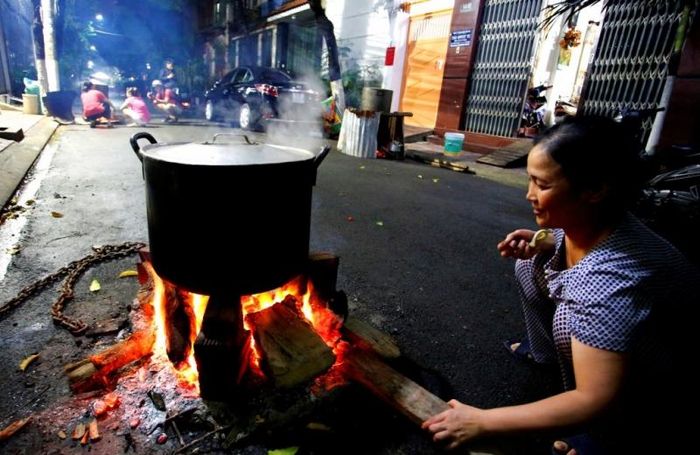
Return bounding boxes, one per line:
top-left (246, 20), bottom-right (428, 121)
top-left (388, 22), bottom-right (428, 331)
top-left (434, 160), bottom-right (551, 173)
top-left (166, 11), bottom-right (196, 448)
top-left (247, 295), bottom-right (335, 388)
top-left (64, 329), bottom-right (155, 393)
top-left (88, 419), bottom-right (100, 442)
top-left (0, 416), bottom-right (32, 441)
top-left (71, 422), bottom-right (86, 440)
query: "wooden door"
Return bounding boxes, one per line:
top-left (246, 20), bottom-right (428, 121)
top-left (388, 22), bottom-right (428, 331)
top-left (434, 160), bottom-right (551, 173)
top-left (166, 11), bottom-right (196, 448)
top-left (400, 10), bottom-right (452, 128)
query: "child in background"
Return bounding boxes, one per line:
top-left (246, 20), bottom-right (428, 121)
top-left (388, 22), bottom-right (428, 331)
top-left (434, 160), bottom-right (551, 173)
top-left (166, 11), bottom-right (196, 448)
top-left (120, 87), bottom-right (151, 126)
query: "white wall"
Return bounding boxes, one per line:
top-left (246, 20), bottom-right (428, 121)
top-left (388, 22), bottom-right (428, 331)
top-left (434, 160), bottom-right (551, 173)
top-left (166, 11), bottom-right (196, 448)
top-left (325, 0), bottom-right (405, 108)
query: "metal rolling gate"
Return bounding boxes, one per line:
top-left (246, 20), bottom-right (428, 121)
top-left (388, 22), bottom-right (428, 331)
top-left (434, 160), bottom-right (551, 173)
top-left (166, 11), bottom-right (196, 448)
top-left (579, 1), bottom-right (690, 144)
top-left (464, 0), bottom-right (543, 137)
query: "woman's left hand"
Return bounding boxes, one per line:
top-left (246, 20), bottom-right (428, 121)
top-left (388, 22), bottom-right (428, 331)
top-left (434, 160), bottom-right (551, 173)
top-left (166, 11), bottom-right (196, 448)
top-left (421, 400), bottom-right (486, 450)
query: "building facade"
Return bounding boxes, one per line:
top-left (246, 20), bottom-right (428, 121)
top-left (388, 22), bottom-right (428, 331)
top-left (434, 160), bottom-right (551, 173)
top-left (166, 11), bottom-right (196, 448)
top-left (196, 0), bottom-right (699, 152)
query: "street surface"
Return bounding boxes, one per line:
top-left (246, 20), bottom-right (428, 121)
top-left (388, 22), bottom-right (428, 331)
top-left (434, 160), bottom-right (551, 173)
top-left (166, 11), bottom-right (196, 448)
top-left (0, 122), bottom-right (559, 453)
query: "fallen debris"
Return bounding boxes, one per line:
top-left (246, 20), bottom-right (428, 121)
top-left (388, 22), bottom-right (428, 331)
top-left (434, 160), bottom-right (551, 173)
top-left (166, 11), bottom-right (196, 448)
top-left (18, 353), bottom-right (39, 371)
top-left (0, 416), bottom-right (32, 441)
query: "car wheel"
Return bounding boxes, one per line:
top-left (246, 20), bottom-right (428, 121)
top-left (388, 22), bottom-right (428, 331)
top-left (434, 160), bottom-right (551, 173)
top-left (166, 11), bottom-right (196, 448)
top-left (205, 100), bottom-right (217, 121)
top-left (239, 103), bottom-right (256, 130)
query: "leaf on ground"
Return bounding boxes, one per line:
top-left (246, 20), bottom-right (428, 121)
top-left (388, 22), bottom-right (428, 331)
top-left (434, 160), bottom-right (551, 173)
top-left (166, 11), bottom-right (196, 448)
top-left (51, 211), bottom-right (64, 218)
top-left (376, 221), bottom-right (384, 227)
top-left (19, 353), bottom-right (39, 371)
top-left (359, 165), bottom-right (365, 170)
top-left (6, 245), bottom-right (21, 255)
top-left (432, 178), bottom-right (439, 183)
top-left (25, 199), bottom-right (36, 206)
top-left (417, 174), bottom-right (424, 179)
top-left (57, 430), bottom-right (67, 439)
top-left (268, 448), bottom-right (299, 455)
top-left (89, 279), bottom-right (101, 292)
top-left (118, 270), bottom-right (138, 278)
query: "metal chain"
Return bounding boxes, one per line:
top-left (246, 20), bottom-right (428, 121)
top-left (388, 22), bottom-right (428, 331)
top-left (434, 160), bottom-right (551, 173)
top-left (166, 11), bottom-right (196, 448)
top-left (0, 241), bottom-right (146, 335)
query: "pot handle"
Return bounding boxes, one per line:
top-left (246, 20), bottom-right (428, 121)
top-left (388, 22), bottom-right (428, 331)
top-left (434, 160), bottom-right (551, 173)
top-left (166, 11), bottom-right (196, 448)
top-left (314, 146), bottom-right (331, 169)
top-left (211, 133), bottom-right (256, 145)
top-left (130, 132), bottom-right (158, 162)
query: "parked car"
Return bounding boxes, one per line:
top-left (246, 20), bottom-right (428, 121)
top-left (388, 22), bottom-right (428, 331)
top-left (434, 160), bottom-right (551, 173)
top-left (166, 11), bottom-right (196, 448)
top-left (203, 66), bottom-right (322, 130)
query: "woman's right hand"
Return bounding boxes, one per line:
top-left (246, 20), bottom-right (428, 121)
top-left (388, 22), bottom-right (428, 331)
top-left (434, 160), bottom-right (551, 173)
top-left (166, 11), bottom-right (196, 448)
top-left (497, 229), bottom-right (539, 259)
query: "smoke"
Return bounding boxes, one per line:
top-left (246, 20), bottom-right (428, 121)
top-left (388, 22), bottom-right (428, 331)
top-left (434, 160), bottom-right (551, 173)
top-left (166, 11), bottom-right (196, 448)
top-left (265, 69), bottom-right (326, 147)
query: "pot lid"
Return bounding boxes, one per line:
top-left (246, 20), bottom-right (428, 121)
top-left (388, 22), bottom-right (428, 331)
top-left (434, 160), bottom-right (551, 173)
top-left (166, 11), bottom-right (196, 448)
top-left (142, 135), bottom-right (316, 166)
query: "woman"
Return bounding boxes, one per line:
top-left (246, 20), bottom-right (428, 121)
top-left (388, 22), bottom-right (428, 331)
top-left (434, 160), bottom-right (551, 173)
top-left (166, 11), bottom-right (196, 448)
top-left (423, 116), bottom-right (698, 454)
top-left (119, 87), bottom-right (151, 126)
top-left (80, 81), bottom-right (115, 128)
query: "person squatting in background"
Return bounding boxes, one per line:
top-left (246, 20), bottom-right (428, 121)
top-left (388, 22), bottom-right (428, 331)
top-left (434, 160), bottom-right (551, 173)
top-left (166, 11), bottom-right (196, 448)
top-left (80, 81), bottom-right (115, 128)
top-left (148, 80), bottom-right (182, 123)
top-left (119, 87), bottom-right (151, 126)
top-left (423, 116), bottom-right (699, 455)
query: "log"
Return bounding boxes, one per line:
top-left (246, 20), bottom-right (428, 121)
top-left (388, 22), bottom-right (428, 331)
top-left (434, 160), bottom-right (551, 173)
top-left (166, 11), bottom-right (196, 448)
top-left (341, 347), bottom-right (449, 426)
top-left (162, 279), bottom-right (193, 365)
top-left (248, 295), bottom-right (335, 388)
top-left (64, 329), bottom-right (155, 392)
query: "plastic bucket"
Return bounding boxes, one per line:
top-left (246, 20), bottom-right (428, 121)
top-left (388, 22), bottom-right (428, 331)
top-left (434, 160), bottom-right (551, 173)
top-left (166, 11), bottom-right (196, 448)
top-left (444, 132), bottom-right (464, 153)
top-left (22, 94), bottom-right (41, 115)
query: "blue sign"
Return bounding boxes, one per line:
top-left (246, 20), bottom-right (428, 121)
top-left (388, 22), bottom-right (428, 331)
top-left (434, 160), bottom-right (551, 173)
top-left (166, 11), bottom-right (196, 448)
top-left (450, 29), bottom-right (472, 47)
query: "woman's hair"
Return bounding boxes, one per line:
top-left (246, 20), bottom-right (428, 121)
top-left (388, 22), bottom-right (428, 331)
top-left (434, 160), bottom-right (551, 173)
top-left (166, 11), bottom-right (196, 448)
top-left (126, 87), bottom-right (139, 97)
top-left (534, 116), bottom-right (644, 207)
top-left (82, 81), bottom-right (93, 92)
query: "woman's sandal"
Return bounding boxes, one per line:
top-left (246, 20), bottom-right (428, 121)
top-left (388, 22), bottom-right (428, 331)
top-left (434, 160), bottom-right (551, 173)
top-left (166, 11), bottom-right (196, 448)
top-left (502, 339), bottom-right (536, 363)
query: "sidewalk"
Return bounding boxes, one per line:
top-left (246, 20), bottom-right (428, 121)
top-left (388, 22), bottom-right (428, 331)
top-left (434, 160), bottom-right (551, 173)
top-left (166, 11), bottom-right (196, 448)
top-left (402, 124), bottom-right (529, 189)
top-left (404, 140), bottom-right (529, 190)
top-left (0, 108), bottom-right (60, 209)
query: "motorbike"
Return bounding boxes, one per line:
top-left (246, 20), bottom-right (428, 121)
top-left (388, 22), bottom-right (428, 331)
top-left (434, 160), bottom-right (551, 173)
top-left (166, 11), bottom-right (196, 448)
top-left (519, 84), bottom-right (552, 137)
top-left (615, 107), bottom-right (700, 264)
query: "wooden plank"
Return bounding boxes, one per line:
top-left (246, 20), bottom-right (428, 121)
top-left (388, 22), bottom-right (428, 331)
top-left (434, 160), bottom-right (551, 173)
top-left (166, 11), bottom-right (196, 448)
top-left (342, 348), bottom-right (503, 455)
top-left (342, 347), bottom-right (449, 425)
top-left (343, 315), bottom-right (400, 359)
top-left (476, 140), bottom-right (532, 168)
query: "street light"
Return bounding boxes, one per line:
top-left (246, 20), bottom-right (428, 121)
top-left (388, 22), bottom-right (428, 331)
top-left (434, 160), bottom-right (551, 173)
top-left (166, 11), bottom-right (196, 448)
top-left (95, 13), bottom-right (104, 22)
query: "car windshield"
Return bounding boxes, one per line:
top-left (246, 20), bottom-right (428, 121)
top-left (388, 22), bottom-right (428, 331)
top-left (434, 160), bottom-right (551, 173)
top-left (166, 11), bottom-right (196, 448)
top-left (259, 69), bottom-right (292, 84)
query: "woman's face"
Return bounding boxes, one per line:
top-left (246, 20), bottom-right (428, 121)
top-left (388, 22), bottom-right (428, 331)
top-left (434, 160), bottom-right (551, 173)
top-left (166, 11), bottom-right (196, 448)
top-left (526, 145), bottom-right (587, 229)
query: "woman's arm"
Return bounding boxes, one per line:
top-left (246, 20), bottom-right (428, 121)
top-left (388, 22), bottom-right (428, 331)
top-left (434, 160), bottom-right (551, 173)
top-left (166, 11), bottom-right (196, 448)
top-left (423, 339), bottom-right (626, 449)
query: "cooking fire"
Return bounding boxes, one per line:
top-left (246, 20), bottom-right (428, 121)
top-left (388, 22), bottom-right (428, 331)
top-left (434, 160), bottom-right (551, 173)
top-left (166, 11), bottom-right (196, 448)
top-left (29, 248), bottom-right (449, 453)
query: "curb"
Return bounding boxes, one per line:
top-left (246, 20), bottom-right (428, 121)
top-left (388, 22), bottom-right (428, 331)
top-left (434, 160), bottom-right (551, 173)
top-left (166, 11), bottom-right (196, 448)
top-left (0, 117), bottom-right (60, 209)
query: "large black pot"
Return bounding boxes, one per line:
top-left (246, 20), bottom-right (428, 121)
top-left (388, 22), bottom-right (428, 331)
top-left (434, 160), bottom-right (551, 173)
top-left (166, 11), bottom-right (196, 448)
top-left (130, 132), bottom-right (330, 295)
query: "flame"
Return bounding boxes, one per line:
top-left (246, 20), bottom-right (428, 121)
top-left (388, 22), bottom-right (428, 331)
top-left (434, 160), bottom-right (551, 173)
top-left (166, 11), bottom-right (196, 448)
top-left (145, 263), bottom-right (344, 394)
top-left (143, 261), bottom-right (209, 391)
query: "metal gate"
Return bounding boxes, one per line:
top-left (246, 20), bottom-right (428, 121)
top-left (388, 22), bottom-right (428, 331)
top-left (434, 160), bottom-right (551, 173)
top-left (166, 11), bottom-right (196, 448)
top-left (464, 0), bottom-right (543, 137)
top-left (580, 1), bottom-right (689, 143)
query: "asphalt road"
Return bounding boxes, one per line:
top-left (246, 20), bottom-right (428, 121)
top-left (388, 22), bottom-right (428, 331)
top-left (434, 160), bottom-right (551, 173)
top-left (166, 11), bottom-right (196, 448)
top-left (0, 123), bottom-right (559, 453)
